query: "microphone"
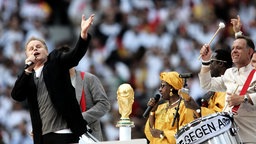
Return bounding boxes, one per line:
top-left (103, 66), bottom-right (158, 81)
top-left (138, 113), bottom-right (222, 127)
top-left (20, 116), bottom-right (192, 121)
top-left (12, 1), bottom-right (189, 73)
top-left (24, 61), bottom-right (34, 69)
top-left (179, 73), bottom-right (193, 78)
top-left (143, 94), bottom-right (161, 118)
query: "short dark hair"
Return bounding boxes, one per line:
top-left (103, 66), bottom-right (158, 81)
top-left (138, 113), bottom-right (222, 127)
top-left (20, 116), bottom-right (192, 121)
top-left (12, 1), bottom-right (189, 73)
top-left (25, 37), bottom-right (48, 51)
top-left (214, 48), bottom-right (233, 68)
top-left (236, 35), bottom-right (255, 51)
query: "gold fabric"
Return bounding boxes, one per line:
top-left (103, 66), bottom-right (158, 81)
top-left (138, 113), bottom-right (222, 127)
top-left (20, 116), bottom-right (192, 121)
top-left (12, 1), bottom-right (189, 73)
top-left (144, 101), bottom-right (195, 144)
top-left (201, 92), bottom-right (225, 117)
top-left (160, 72), bottom-right (183, 90)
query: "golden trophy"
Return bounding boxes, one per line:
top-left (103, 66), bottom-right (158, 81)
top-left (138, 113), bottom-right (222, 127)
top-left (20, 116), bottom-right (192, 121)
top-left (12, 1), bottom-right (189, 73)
top-left (116, 83), bottom-right (135, 140)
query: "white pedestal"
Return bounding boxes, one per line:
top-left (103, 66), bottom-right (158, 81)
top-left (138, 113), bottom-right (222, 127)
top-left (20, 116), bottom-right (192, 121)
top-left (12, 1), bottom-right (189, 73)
top-left (119, 127), bottom-right (131, 140)
top-left (116, 119), bottom-right (134, 141)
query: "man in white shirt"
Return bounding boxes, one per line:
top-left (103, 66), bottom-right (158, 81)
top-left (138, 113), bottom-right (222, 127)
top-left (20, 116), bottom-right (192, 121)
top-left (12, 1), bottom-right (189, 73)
top-left (198, 34), bottom-right (256, 143)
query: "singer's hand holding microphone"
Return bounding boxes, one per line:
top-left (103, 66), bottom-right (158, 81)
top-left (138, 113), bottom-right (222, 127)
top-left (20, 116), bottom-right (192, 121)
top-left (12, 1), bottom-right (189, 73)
top-left (24, 55), bottom-right (36, 73)
top-left (143, 94), bottom-right (160, 118)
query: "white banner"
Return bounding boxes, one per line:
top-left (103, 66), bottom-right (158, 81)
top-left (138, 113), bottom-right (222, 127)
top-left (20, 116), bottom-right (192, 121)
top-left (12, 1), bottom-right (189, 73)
top-left (176, 114), bottom-right (232, 144)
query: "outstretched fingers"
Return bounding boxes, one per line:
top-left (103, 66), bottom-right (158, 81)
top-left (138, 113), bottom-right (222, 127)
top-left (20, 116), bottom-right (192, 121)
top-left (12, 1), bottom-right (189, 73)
top-left (80, 14), bottom-right (95, 39)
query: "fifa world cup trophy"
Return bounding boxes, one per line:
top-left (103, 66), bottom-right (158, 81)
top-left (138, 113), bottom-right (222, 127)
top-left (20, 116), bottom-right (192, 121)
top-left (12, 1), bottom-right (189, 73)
top-left (116, 83), bottom-right (135, 140)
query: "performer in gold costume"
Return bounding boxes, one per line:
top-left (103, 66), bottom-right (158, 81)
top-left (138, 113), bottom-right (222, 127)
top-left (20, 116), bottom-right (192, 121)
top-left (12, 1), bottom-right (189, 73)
top-left (144, 71), bottom-right (196, 144)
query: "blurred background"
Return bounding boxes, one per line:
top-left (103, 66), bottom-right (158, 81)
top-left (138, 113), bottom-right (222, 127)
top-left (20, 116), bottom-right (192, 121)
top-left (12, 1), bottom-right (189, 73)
top-left (0, 0), bottom-right (256, 143)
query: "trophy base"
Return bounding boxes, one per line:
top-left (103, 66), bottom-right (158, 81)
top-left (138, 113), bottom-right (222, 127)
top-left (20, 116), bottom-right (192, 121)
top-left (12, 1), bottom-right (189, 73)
top-left (116, 118), bottom-right (135, 127)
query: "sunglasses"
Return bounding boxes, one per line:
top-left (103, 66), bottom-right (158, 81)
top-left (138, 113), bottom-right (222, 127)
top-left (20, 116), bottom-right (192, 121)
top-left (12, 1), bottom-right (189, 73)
top-left (210, 59), bottom-right (227, 63)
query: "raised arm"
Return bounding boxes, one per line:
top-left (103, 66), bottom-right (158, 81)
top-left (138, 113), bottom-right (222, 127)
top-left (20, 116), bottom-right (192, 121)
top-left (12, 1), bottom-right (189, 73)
top-left (80, 14), bottom-right (95, 40)
top-left (231, 15), bottom-right (243, 37)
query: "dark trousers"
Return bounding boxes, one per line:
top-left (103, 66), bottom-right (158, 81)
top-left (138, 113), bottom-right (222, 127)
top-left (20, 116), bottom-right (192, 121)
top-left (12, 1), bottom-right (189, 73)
top-left (42, 133), bottom-right (79, 144)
